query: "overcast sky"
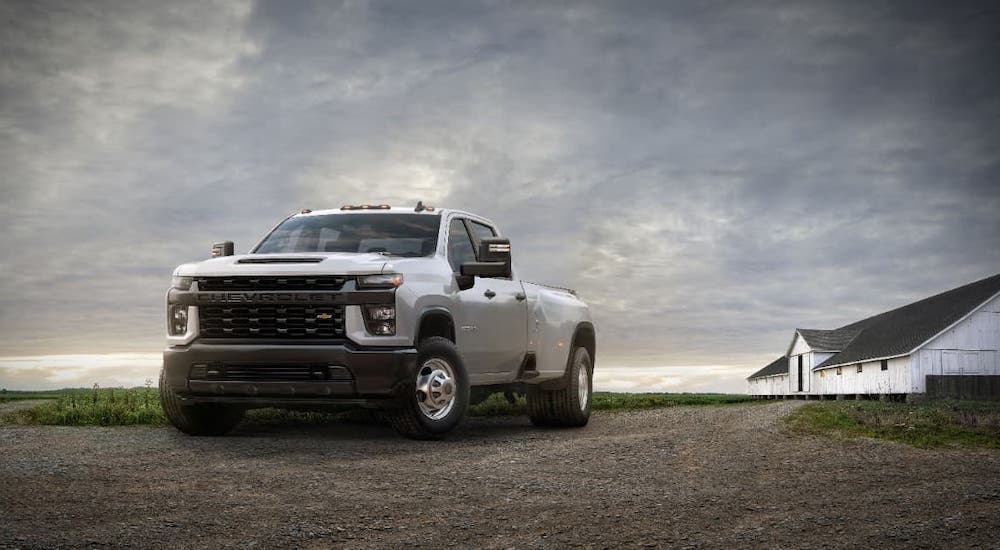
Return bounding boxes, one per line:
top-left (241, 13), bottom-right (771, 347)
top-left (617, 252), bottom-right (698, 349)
top-left (2, 0), bottom-right (998, 392)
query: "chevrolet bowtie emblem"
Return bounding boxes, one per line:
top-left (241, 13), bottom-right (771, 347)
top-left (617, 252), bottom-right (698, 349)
top-left (316, 313), bottom-right (333, 320)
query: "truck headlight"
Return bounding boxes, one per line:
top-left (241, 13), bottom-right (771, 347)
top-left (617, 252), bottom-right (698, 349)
top-left (168, 305), bottom-right (189, 336)
top-left (362, 305), bottom-right (396, 335)
top-left (357, 273), bottom-right (403, 288)
top-left (172, 276), bottom-right (193, 290)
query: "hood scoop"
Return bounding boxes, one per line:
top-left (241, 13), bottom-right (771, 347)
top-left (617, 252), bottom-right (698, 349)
top-left (236, 257), bottom-right (325, 264)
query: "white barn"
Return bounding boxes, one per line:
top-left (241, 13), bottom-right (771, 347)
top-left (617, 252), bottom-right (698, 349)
top-left (748, 273), bottom-right (1000, 400)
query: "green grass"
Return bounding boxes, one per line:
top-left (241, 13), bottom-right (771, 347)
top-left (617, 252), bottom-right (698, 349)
top-left (2, 387), bottom-right (166, 426)
top-left (784, 400), bottom-right (1000, 449)
top-left (1, 386), bottom-right (756, 427)
top-left (0, 389), bottom-right (76, 403)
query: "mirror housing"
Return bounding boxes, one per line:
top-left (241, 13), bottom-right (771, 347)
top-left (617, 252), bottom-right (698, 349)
top-left (459, 238), bottom-right (512, 280)
top-left (478, 237), bottom-right (511, 264)
top-left (460, 261), bottom-right (509, 278)
top-left (212, 241), bottom-right (234, 258)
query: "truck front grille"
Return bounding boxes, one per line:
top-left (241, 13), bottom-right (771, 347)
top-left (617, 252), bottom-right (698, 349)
top-left (196, 276), bottom-right (347, 291)
top-left (199, 305), bottom-right (345, 339)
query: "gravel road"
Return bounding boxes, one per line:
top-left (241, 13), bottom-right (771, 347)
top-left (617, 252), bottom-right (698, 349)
top-left (2, 402), bottom-right (999, 549)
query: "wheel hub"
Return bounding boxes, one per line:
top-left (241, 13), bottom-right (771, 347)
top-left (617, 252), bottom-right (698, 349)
top-left (416, 358), bottom-right (457, 420)
top-left (578, 361), bottom-right (590, 411)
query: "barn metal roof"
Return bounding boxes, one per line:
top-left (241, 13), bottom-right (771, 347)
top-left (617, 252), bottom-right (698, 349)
top-left (747, 356), bottom-right (789, 380)
top-left (815, 272), bottom-right (1000, 369)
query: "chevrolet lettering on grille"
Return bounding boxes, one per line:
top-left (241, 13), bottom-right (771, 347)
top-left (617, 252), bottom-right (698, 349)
top-left (196, 292), bottom-right (341, 304)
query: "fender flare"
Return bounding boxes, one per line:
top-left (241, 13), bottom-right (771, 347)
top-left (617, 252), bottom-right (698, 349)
top-left (539, 321), bottom-right (596, 390)
top-left (415, 307), bottom-right (456, 343)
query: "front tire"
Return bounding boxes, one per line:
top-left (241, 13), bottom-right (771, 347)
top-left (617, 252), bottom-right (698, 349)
top-left (387, 336), bottom-right (470, 440)
top-left (527, 346), bottom-right (592, 427)
top-left (159, 370), bottom-right (244, 436)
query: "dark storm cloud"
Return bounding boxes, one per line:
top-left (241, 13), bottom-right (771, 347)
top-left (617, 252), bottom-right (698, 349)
top-left (1, 0), bottom-right (998, 389)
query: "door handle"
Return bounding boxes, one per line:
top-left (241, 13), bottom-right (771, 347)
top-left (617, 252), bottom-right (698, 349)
top-left (484, 289), bottom-right (496, 299)
top-left (515, 292), bottom-right (526, 301)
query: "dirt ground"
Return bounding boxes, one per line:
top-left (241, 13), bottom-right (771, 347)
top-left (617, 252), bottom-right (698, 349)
top-left (2, 402), bottom-right (999, 549)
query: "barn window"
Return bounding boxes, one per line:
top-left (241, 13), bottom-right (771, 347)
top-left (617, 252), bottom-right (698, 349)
top-left (857, 364), bottom-right (862, 373)
top-left (820, 370), bottom-right (826, 378)
top-left (836, 367), bottom-right (842, 376)
top-left (880, 360), bottom-right (888, 371)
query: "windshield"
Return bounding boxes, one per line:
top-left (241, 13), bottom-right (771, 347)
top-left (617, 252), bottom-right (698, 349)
top-left (254, 213), bottom-right (441, 256)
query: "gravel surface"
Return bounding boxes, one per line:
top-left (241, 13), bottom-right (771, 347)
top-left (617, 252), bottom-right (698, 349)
top-left (2, 402), bottom-right (999, 549)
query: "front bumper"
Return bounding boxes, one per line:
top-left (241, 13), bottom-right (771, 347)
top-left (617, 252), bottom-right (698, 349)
top-left (163, 343), bottom-right (417, 407)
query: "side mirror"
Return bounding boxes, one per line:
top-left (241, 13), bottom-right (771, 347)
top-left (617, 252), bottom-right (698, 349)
top-left (478, 238), bottom-right (511, 264)
top-left (459, 238), bottom-right (511, 280)
top-left (212, 241), bottom-right (234, 258)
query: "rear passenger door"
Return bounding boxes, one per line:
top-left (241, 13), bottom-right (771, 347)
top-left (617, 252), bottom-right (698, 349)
top-left (447, 217), bottom-right (528, 383)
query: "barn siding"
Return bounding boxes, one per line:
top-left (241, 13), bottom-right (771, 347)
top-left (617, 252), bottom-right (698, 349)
top-left (748, 374), bottom-right (788, 395)
top-left (812, 356), bottom-right (911, 395)
top-left (910, 292), bottom-right (1000, 392)
top-left (789, 333), bottom-right (811, 356)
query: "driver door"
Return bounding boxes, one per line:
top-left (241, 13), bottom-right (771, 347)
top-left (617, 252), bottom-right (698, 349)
top-left (447, 217), bottom-right (527, 383)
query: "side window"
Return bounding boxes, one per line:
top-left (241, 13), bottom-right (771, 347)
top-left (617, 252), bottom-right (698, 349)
top-left (447, 219), bottom-right (476, 272)
top-left (468, 221), bottom-right (496, 246)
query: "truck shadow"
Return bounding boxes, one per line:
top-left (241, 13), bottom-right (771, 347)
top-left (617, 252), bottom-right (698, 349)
top-left (225, 412), bottom-right (542, 443)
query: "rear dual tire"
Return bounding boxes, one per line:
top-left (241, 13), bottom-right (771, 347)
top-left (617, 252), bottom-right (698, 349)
top-left (527, 346), bottom-right (593, 427)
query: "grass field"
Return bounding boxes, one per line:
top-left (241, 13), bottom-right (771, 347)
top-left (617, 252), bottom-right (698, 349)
top-left (0, 386), bottom-right (756, 427)
top-left (0, 390), bottom-right (75, 402)
top-left (785, 400), bottom-right (1000, 449)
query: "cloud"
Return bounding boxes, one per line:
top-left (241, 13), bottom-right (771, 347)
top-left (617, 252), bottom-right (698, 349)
top-left (1, 0), bottom-right (999, 391)
top-left (0, 354), bottom-right (162, 390)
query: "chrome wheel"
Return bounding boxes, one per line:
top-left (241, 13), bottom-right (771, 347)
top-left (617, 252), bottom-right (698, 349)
top-left (577, 358), bottom-right (590, 411)
top-left (415, 357), bottom-right (457, 420)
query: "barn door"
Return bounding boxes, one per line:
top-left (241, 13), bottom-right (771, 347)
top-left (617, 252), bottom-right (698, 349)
top-left (797, 355), bottom-right (804, 392)
top-left (943, 351), bottom-right (981, 374)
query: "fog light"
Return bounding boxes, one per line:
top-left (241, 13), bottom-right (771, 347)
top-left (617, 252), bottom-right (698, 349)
top-left (169, 305), bottom-right (189, 336)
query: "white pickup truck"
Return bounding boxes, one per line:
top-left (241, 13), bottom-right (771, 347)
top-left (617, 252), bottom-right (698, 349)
top-left (161, 203), bottom-right (596, 439)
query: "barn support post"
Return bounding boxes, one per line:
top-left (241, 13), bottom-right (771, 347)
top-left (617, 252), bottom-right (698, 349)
top-left (854, 394), bottom-right (864, 401)
top-left (836, 394), bottom-right (846, 401)
top-left (879, 394), bottom-right (889, 402)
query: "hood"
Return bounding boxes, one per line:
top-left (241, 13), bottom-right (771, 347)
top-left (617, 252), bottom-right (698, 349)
top-left (174, 252), bottom-right (390, 277)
